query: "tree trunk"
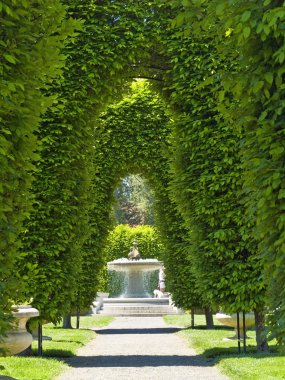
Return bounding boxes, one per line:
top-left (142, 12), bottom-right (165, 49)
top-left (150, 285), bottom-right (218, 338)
top-left (191, 308), bottom-right (195, 329)
top-left (254, 307), bottom-right (269, 352)
top-left (62, 314), bottom-right (72, 329)
top-left (76, 307), bottom-right (80, 329)
top-left (205, 307), bottom-right (214, 329)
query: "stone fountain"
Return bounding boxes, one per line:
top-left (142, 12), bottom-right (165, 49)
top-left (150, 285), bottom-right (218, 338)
top-left (107, 239), bottom-right (163, 298)
top-left (94, 240), bottom-right (183, 316)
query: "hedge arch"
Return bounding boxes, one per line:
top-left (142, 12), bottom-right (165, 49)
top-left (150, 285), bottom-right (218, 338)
top-left (86, 82), bottom-right (173, 295)
top-left (15, 1), bottom-right (172, 323)
top-left (4, 0), bottom-right (285, 349)
top-left (13, 0), bottom-right (264, 328)
top-left (86, 82), bottom-right (209, 314)
top-left (3, 0), bottom-right (201, 329)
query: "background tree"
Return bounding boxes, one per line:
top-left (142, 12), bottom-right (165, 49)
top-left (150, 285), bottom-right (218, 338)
top-left (113, 174), bottom-right (155, 226)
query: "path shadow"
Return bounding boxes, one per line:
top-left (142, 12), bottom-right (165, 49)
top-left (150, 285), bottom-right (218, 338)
top-left (183, 325), bottom-right (234, 331)
top-left (202, 347), bottom-right (283, 361)
top-left (41, 349), bottom-right (74, 358)
top-left (64, 354), bottom-right (214, 368)
top-left (95, 327), bottom-right (182, 335)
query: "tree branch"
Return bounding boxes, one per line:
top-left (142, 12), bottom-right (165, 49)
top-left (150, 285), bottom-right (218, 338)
top-left (132, 64), bottom-right (171, 71)
top-left (129, 75), bottom-right (164, 82)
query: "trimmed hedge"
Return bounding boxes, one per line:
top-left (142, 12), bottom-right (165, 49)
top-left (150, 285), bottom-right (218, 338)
top-left (3, 0), bottom-right (285, 347)
top-left (168, 0), bottom-right (285, 346)
top-left (103, 224), bottom-right (165, 262)
top-left (0, 0), bottom-right (79, 334)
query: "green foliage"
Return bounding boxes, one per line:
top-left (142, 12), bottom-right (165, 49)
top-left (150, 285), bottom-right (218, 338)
top-left (172, 0), bottom-right (285, 344)
top-left (4, 0), bottom-right (285, 348)
top-left (159, 17), bottom-right (266, 313)
top-left (103, 224), bottom-right (165, 262)
top-left (90, 82), bottom-right (172, 291)
top-left (0, 0), bottom-right (79, 334)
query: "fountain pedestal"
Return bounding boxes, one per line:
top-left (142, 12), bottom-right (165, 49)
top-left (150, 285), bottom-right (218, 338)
top-left (122, 270), bottom-right (151, 298)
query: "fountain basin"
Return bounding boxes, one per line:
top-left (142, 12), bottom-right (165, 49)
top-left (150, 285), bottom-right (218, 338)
top-left (216, 312), bottom-right (255, 339)
top-left (0, 305), bottom-right (39, 355)
top-left (107, 258), bottom-right (163, 298)
top-left (107, 258), bottom-right (162, 272)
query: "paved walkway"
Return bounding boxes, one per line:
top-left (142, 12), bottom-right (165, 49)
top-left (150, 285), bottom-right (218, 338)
top-left (57, 317), bottom-right (228, 380)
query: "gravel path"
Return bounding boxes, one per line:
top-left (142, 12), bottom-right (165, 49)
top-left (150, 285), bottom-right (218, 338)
top-left (57, 317), bottom-right (228, 380)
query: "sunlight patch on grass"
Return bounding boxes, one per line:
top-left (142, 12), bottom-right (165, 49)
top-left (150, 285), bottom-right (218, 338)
top-left (71, 315), bottom-right (114, 329)
top-left (180, 327), bottom-right (257, 357)
top-left (164, 313), bottom-right (211, 328)
top-left (0, 356), bottom-right (67, 380)
top-left (37, 315), bottom-right (114, 357)
top-left (219, 355), bottom-right (285, 380)
top-left (33, 327), bottom-right (95, 357)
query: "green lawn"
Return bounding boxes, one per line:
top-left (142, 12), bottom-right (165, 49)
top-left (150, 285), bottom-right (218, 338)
top-left (164, 314), bottom-right (285, 380)
top-left (0, 315), bottom-right (113, 380)
top-left (0, 356), bottom-right (66, 380)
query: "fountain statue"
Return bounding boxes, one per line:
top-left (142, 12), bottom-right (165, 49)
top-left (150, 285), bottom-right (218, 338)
top-left (107, 240), bottom-right (162, 298)
top-left (128, 239), bottom-right (141, 261)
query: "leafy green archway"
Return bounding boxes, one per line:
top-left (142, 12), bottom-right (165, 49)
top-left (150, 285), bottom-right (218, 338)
top-left (12, 0), bottom-right (263, 324)
top-left (80, 81), bottom-right (200, 313)
top-left (4, 0), bottom-right (285, 348)
top-left (77, 82), bottom-right (174, 309)
top-left (15, 1), bottom-right (172, 323)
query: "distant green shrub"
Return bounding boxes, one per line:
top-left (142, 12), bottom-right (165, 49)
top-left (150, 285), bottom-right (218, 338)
top-left (103, 224), bottom-right (165, 261)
